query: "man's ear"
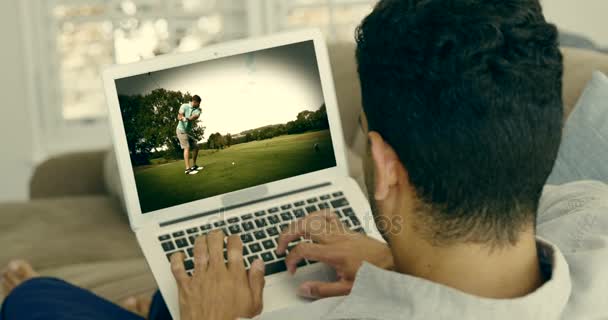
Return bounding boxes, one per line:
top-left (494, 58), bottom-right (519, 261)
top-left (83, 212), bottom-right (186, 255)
top-left (368, 131), bottom-right (400, 201)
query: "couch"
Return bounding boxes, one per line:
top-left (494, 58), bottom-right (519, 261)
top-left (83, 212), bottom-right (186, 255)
top-left (2, 44), bottom-right (608, 305)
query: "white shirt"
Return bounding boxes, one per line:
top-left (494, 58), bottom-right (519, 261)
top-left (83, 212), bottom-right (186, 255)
top-left (256, 180), bottom-right (608, 319)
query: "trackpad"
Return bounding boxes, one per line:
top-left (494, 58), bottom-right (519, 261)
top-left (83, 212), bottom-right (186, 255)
top-left (262, 264), bottom-right (335, 312)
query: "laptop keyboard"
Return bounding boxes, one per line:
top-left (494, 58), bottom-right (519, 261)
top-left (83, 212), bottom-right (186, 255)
top-left (158, 191), bottom-right (365, 276)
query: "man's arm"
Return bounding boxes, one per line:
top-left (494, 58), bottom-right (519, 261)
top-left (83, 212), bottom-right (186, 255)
top-left (188, 109), bottom-right (201, 121)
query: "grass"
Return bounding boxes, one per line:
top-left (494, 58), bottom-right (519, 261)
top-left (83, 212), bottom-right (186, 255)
top-left (133, 130), bottom-right (336, 213)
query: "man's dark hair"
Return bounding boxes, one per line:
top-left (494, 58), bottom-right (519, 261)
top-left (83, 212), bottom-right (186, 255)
top-left (356, 0), bottom-right (563, 246)
top-left (192, 95), bottom-right (202, 103)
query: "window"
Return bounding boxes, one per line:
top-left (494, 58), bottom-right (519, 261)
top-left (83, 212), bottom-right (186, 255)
top-left (50, 0), bottom-right (247, 120)
top-left (269, 0), bottom-right (375, 42)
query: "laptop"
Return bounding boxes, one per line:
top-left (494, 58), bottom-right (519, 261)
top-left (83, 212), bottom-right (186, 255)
top-left (102, 29), bottom-right (380, 318)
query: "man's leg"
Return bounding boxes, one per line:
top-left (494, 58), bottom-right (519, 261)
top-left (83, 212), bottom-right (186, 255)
top-left (183, 147), bottom-right (191, 170)
top-left (1, 278), bottom-right (144, 320)
top-left (192, 148), bottom-right (199, 167)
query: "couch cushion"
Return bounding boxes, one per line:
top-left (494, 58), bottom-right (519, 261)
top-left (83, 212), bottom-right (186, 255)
top-left (0, 196), bottom-right (155, 303)
top-left (548, 71), bottom-right (608, 185)
top-left (562, 48), bottom-right (608, 118)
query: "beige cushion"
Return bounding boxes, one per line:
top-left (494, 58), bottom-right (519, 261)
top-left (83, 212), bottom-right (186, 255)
top-left (0, 196), bottom-right (156, 303)
top-left (562, 47), bottom-right (608, 118)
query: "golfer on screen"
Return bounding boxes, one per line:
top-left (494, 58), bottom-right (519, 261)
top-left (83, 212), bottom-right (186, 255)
top-left (176, 95), bottom-right (202, 175)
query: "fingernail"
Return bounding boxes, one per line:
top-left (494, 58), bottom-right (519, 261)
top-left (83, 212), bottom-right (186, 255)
top-left (297, 284), bottom-right (314, 298)
top-left (252, 259), bottom-right (265, 272)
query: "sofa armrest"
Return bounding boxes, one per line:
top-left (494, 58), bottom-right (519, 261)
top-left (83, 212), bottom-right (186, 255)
top-left (30, 150), bottom-right (108, 199)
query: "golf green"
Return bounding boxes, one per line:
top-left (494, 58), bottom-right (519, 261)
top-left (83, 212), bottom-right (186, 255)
top-left (133, 130), bottom-right (336, 213)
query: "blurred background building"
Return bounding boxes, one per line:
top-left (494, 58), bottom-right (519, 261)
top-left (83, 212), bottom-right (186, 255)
top-left (1, 0), bottom-right (607, 201)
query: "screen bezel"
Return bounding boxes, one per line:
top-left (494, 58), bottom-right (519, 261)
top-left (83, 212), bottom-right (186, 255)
top-left (103, 29), bottom-right (349, 230)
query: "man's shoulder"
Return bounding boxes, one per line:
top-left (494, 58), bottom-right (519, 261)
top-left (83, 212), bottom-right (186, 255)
top-left (538, 181), bottom-right (608, 319)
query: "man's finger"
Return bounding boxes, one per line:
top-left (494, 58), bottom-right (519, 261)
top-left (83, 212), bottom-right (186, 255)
top-left (193, 234), bottom-right (209, 275)
top-left (207, 230), bottom-right (226, 270)
top-left (284, 242), bottom-right (332, 274)
top-left (170, 252), bottom-right (189, 287)
top-left (297, 280), bottom-right (353, 299)
top-left (226, 235), bottom-right (245, 273)
top-left (276, 212), bottom-right (331, 253)
top-left (248, 259), bottom-right (266, 315)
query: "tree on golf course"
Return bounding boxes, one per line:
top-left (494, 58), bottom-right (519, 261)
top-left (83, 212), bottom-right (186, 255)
top-left (119, 89), bottom-right (206, 165)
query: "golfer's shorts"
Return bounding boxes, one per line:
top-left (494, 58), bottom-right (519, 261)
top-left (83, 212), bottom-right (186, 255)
top-left (176, 129), bottom-right (199, 150)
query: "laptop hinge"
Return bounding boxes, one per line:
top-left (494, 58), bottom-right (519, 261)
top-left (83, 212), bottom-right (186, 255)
top-left (159, 182), bottom-right (332, 228)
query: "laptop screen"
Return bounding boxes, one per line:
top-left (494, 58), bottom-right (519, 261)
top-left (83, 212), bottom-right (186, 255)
top-left (114, 40), bottom-right (337, 214)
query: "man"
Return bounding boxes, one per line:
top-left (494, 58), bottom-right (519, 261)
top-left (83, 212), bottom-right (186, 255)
top-left (167, 0), bottom-right (608, 319)
top-left (177, 95), bottom-right (203, 175)
top-left (2, 0), bottom-right (607, 319)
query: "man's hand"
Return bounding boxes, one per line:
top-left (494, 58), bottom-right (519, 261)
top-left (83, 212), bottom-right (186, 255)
top-left (170, 230), bottom-right (266, 320)
top-left (276, 210), bottom-right (394, 299)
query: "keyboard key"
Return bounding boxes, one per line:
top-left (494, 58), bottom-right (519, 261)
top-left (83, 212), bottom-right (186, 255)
top-left (228, 225), bottom-right (241, 234)
top-left (248, 255), bottom-right (260, 264)
top-left (350, 215), bottom-right (361, 226)
top-left (306, 197), bottom-right (318, 204)
top-left (268, 207), bottom-right (279, 213)
top-left (175, 238), bottom-right (189, 248)
top-left (249, 243), bottom-right (262, 253)
top-left (261, 251), bottom-right (275, 262)
top-left (330, 198), bottom-right (349, 208)
top-left (187, 271), bottom-right (193, 277)
top-left (262, 239), bottom-right (275, 250)
top-left (280, 212), bottom-right (293, 221)
top-left (318, 202), bottom-right (330, 209)
top-left (158, 234), bottom-right (170, 241)
top-left (242, 213), bottom-right (253, 220)
top-left (294, 200), bottom-right (306, 207)
top-left (186, 227), bottom-right (199, 234)
top-left (227, 217), bottom-right (240, 224)
top-left (241, 233), bottom-right (254, 243)
top-left (279, 223), bottom-right (289, 231)
top-left (266, 226), bottom-right (279, 237)
top-left (332, 191), bottom-right (344, 197)
top-left (254, 210), bottom-right (266, 217)
top-left (305, 206), bottom-right (317, 214)
top-left (189, 236), bottom-right (197, 245)
top-left (320, 194), bottom-right (331, 200)
top-left (201, 224), bottom-right (212, 231)
top-left (214, 221), bottom-right (226, 227)
top-left (254, 230), bottom-right (267, 240)
top-left (243, 246), bottom-right (249, 256)
top-left (264, 260), bottom-right (288, 276)
top-left (275, 249), bottom-right (286, 259)
top-left (354, 227), bottom-right (365, 233)
top-left (280, 204), bottom-right (292, 210)
top-left (184, 259), bottom-right (194, 271)
top-left (223, 249), bottom-right (228, 261)
top-left (172, 231), bottom-right (185, 238)
top-left (242, 221), bottom-right (255, 231)
top-left (294, 208), bottom-right (306, 217)
top-left (187, 248), bottom-right (194, 257)
top-left (297, 259), bottom-right (307, 267)
top-left (343, 220), bottom-right (352, 228)
top-left (162, 241), bottom-right (175, 252)
top-left (343, 207), bottom-right (355, 217)
top-left (268, 215), bottom-right (280, 224)
top-left (255, 218), bottom-right (267, 228)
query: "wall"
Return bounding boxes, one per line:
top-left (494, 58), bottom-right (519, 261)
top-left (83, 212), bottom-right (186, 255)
top-left (542, 0), bottom-right (608, 47)
top-left (0, 0), bottom-right (33, 201)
